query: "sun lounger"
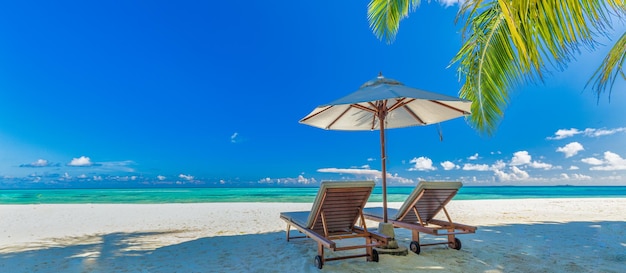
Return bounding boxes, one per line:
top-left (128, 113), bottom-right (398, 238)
top-left (363, 181), bottom-right (476, 254)
top-left (280, 181), bottom-right (388, 269)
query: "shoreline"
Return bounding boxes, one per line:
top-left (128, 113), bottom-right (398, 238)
top-left (2, 186), bottom-right (626, 205)
top-left (1, 198), bottom-right (625, 272)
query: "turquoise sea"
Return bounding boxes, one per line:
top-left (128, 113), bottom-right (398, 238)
top-left (1, 186), bottom-right (625, 204)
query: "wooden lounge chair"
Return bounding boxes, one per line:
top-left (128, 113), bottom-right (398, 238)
top-left (280, 181), bottom-right (388, 269)
top-left (363, 181), bottom-right (476, 254)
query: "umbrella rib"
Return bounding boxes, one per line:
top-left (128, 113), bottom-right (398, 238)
top-left (348, 103), bottom-right (379, 130)
top-left (300, 105), bottom-right (334, 123)
top-left (387, 98), bottom-right (411, 112)
top-left (431, 100), bottom-right (471, 115)
top-left (325, 105), bottom-right (353, 129)
top-left (351, 103), bottom-right (376, 113)
top-left (366, 101), bottom-right (386, 130)
top-left (402, 104), bottom-right (426, 124)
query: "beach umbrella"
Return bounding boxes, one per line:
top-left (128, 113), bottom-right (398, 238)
top-left (299, 73), bottom-right (472, 223)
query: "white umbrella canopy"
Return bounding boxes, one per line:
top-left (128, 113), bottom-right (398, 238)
top-left (300, 73), bottom-right (472, 222)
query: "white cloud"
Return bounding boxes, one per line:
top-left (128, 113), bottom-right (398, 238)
top-left (548, 127), bottom-right (626, 140)
top-left (560, 173), bottom-right (591, 180)
top-left (68, 156), bottom-right (93, 166)
top-left (529, 161), bottom-right (553, 170)
top-left (509, 151), bottom-right (553, 170)
top-left (462, 160), bottom-right (506, 172)
top-left (491, 160), bottom-right (506, 170)
top-left (462, 163), bottom-right (490, 171)
top-left (441, 161), bottom-right (458, 170)
top-left (386, 174), bottom-right (415, 184)
top-left (547, 128), bottom-right (581, 140)
top-left (367, 158), bottom-right (376, 162)
top-left (583, 127), bottom-right (626, 137)
top-left (467, 153), bottom-right (479, 160)
top-left (409, 157), bottom-right (436, 171)
top-left (438, 0), bottom-right (464, 7)
top-left (581, 157), bottom-right (604, 165)
top-left (556, 142), bottom-right (584, 158)
top-left (230, 132), bottom-right (239, 143)
top-left (32, 159), bottom-right (48, 167)
top-left (572, 173), bottom-right (592, 180)
top-left (296, 175), bottom-right (312, 184)
top-left (20, 159), bottom-right (53, 168)
top-left (259, 175), bottom-right (318, 185)
top-left (569, 165), bottom-right (580, 170)
top-left (157, 175), bottom-right (166, 181)
top-left (178, 174), bottom-right (194, 180)
top-left (586, 151), bottom-right (626, 171)
top-left (510, 151), bottom-right (532, 166)
top-left (316, 168), bottom-right (414, 184)
top-left (318, 167), bottom-right (381, 176)
top-left (494, 166), bottom-right (530, 181)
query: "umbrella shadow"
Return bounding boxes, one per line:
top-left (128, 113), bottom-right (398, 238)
top-left (1, 221), bottom-right (624, 272)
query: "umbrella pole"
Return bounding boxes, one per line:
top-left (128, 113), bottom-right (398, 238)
top-left (379, 114), bottom-right (388, 223)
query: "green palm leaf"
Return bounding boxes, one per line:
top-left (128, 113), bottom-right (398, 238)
top-left (367, 0), bottom-right (625, 135)
top-left (454, 0), bottom-right (623, 135)
top-left (588, 31), bottom-right (626, 98)
top-left (367, 0), bottom-right (421, 43)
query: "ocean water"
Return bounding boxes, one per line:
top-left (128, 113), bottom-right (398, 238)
top-left (1, 186), bottom-right (625, 204)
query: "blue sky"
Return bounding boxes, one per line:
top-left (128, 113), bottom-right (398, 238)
top-left (0, 1), bottom-right (625, 188)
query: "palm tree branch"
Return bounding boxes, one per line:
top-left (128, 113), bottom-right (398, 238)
top-left (588, 31), bottom-right (626, 98)
top-left (367, 0), bottom-right (421, 43)
top-left (453, 0), bottom-right (623, 135)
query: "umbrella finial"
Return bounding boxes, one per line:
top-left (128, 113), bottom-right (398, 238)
top-left (378, 71), bottom-right (383, 79)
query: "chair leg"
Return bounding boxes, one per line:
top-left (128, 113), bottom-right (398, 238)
top-left (317, 243), bottom-right (324, 259)
top-left (366, 237), bottom-right (373, 261)
top-left (447, 229), bottom-right (455, 245)
top-left (411, 230), bottom-right (420, 243)
top-left (286, 224), bottom-right (291, 241)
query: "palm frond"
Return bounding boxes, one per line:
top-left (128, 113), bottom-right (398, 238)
top-left (588, 32), bottom-right (626, 99)
top-left (452, 3), bottom-right (535, 135)
top-left (367, 0), bottom-right (420, 43)
top-left (453, 0), bottom-right (624, 135)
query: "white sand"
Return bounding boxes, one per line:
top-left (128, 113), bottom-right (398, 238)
top-left (1, 199), bottom-right (625, 272)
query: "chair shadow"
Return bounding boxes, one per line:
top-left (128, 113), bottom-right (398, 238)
top-left (0, 221), bottom-right (624, 272)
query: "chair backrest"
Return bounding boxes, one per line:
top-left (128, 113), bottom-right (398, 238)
top-left (394, 181), bottom-right (462, 222)
top-left (306, 181), bottom-right (375, 234)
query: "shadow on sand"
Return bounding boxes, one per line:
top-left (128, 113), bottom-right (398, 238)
top-left (1, 221), bottom-right (624, 273)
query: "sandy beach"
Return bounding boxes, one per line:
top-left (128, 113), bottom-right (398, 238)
top-left (1, 198), bottom-right (625, 272)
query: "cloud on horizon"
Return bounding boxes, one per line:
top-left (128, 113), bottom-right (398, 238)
top-left (582, 151), bottom-right (626, 171)
top-left (178, 174), bottom-right (194, 181)
top-left (510, 151), bottom-right (554, 170)
top-left (258, 175), bottom-right (318, 185)
top-left (494, 166), bottom-right (530, 181)
top-left (317, 167), bottom-right (414, 184)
